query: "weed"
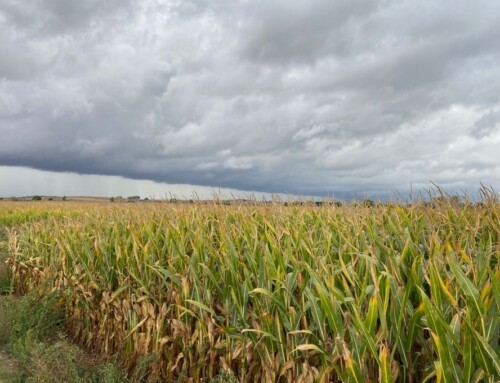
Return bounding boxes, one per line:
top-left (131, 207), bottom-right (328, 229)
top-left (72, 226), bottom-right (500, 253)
top-left (25, 339), bottom-right (83, 383)
top-left (209, 369), bottom-right (238, 383)
top-left (98, 361), bottom-right (130, 383)
top-left (10, 292), bottom-right (63, 344)
top-left (0, 296), bottom-right (15, 345)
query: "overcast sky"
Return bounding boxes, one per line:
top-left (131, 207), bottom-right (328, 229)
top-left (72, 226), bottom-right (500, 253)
top-left (1, 0), bottom-right (500, 198)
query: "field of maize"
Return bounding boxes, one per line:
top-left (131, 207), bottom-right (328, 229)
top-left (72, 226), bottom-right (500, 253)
top-left (1, 195), bottom-right (499, 382)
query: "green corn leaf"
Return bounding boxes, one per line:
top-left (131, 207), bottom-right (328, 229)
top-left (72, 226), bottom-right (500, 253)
top-left (463, 328), bottom-right (473, 383)
top-left (449, 262), bottom-right (484, 317)
top-left (468, 323), bottom-right (500, 377)
top-left (364, 295), bottom-right (378, 337)
top-left (420, 290), bottom-right (462, 382)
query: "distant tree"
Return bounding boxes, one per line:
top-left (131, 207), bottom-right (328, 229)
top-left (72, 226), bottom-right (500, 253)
top-left (110, 197), bottom-right (115, 202)
top-left (32, 196), bottom-right (42, 201)
top-left (62, 196), bottom-right (67, 201)
top-left (363, 199), bottom-right (375, 207)
top-left (48, 197), bottom-right (54, 201)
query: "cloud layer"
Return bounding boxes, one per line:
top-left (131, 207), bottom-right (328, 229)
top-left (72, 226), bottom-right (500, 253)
top-left (1, 0), bottom-right (500, 195)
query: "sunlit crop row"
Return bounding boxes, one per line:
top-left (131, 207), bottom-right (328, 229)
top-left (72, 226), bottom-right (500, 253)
top-left (3, 196), bottom-right (499, 382)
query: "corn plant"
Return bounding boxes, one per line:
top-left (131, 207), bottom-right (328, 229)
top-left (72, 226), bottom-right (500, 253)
top-left (2, 194), bottom-right (499, 382)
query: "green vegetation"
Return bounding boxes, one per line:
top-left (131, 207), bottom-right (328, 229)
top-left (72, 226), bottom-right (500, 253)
top-left (1, 194), bottom-right (499, 382)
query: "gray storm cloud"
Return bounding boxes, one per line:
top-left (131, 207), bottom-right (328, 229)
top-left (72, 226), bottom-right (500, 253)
top-left (1, 0), bottom-right (500, 195)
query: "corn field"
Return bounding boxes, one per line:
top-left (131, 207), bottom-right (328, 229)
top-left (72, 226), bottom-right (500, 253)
top-left (2, 195), bottom-right (499, 382)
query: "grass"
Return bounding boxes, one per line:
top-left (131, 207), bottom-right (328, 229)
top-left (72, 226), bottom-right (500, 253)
top-left (1, 193), bottom-right (499, 382)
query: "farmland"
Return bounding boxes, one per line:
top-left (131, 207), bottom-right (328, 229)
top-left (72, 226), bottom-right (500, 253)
top-left (0, 196), bottom-right (499, 382)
